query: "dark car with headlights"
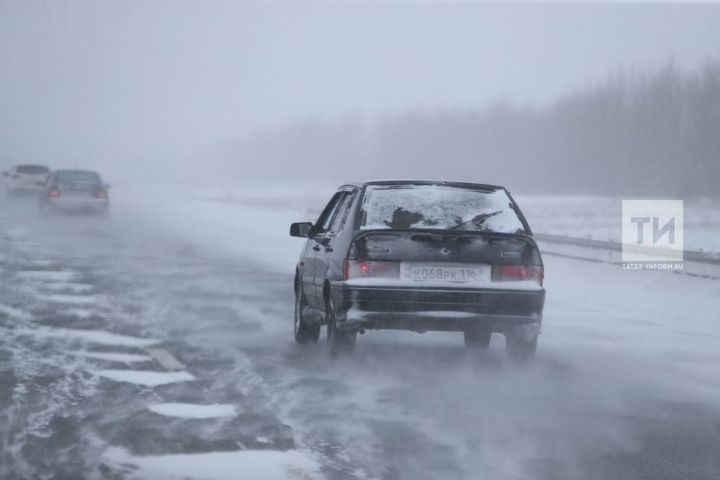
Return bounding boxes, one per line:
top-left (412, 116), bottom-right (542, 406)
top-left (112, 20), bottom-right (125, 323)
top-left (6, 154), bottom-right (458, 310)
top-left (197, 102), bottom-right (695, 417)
top-left (38, 169), bottom-right (110, 216)
top-left (290, 180), bottom-right (545, 362)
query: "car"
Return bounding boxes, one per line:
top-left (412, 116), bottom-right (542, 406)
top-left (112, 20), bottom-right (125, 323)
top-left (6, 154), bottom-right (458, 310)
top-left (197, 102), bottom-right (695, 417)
top-left (38, 169), bottom-right (110, 216)
top-left (3, 164), bottom-right (51, 197)
top-left (289, 180), bottom-right (545, 362)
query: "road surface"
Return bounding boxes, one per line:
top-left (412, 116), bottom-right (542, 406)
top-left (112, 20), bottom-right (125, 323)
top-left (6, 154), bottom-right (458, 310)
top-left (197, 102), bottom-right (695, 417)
top-left (1, 191), bottom-right (719, 480)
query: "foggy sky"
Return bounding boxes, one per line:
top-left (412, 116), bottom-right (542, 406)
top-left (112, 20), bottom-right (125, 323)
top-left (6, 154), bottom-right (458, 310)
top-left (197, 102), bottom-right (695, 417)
top-left (2, 1), bottom-right (720, 182)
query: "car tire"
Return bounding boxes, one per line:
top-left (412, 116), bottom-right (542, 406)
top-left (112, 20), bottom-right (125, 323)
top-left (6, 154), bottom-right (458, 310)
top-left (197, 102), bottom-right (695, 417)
top-left (294, 283), bottom-right (320, 344)
top-left (464, 328), bottom-right (492, 349)
top-left (505, 334), bottom-right (538, 364)
top-left (326, 295), bottom-right (356, 355)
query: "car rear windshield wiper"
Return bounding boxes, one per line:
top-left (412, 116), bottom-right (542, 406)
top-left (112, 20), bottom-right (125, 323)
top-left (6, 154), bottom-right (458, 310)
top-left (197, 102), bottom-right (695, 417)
top-left (449, 210), bottom-right (502, 230)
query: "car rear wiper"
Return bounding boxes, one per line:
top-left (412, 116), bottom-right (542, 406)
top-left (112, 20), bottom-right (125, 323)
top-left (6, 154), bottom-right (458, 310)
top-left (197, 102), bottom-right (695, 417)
top-left (449, 210), bottom-right (502, 230)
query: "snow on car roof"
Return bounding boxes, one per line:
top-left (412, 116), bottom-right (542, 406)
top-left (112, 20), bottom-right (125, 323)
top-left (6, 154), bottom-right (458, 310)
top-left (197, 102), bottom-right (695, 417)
top-left (343, 179), bottom-right (505, 190)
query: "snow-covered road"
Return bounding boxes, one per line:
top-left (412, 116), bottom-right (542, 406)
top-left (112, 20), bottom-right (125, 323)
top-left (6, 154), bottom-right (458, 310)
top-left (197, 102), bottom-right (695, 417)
top-left (1, 189), bottom-right (719, 480)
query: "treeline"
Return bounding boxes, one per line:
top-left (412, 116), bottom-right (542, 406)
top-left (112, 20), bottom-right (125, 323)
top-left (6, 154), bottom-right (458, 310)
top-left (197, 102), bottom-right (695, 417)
top-left (230, 61), bottom-right (720, 197)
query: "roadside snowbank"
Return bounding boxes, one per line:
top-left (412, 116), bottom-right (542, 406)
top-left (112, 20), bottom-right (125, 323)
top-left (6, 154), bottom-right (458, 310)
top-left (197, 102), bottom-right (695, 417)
top-left (115, 185), bottom-right (720, 264)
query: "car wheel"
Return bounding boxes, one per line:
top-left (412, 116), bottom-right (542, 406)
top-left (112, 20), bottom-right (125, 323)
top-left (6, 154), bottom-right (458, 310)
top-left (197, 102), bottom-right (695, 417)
top-left (505, 334), bottom-right (538, 364)
top-left (294, 283), bottom-right (320, 344)
top-left (464, 328), bottom-right (492, 349)
top-left (326, 295), bottom-right (356, 355)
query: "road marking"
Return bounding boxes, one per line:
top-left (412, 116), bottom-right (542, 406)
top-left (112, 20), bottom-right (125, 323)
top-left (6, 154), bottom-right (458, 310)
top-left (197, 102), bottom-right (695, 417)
top-left (97, 370), bottom-right (194, 386)
top-left (17, 327), bottom-right (160, 348)
top-left (146, 348), bottom-right (186, 371)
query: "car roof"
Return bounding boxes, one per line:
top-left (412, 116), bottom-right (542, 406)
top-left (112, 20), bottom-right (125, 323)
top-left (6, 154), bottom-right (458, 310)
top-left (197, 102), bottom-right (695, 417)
top-left (53, 169), bottom-right (100, 175)
top-left (341, 180), bottom-right (505, 191)
top-left (13, 164), bottom-right (49, 169)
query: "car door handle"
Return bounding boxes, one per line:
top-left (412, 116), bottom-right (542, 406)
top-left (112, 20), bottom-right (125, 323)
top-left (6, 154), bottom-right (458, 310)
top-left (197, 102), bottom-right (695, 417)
top-left (325, 247), bottom-right (334, 253)
top-left (312, 245), bottom-right (321, 251)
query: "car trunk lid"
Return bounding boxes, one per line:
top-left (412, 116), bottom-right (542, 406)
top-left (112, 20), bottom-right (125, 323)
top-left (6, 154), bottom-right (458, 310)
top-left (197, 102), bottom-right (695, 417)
top-left (59, 182), bottom-right (102, 198)
top-left (345, 229), bottom-right (543, 287)
top-left (350, 229), bottom-right (541, 265)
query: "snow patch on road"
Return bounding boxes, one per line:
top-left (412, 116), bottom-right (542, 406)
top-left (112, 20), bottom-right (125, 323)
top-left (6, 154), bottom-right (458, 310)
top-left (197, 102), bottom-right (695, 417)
top-left (0, 303), bottom-right (32, 321)
top-left (59, 308), bottom-right (99, 319)
top-left (97, 370), bottom-right (195, 386)
top-left (146, 348), bottom-right (186, 371)
top-left (71, 351), bottom-right (152, 363)
top-left (17, 327), bottom-right (160, 348)
top-left (4, 228), bottom-right (27, 238)
top-left (147, 403), bottom-right (238, 419)
top-left (40, 283), bottom-right (95, 294)
top-left (22, 259), bottom-right (60, 268)
top-left (36, 294), bottom-right (100, 305)
top-left (16, 271), bottom-right (79, 282)
top-left (102, 447), bottom-right (323, 480)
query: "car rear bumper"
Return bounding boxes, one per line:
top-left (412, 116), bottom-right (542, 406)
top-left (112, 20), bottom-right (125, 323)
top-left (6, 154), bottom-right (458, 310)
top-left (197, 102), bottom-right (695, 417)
top-left (331, 282), bottom-right (545, 333)
top-left (47, 198), bottom-right (108, 213)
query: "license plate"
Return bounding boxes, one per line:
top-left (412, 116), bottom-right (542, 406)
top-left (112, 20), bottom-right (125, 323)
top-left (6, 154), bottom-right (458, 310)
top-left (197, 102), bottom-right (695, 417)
top-left (400, 262), bottom-right (489, 283)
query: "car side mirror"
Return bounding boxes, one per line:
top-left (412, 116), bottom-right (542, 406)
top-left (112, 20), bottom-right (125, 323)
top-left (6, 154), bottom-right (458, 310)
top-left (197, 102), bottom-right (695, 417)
top-left (290, 222), bottom-right (313, 238)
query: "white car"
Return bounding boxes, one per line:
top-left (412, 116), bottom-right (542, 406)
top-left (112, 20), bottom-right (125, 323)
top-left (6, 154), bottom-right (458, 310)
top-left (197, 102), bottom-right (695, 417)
top-left (3, 164), bottom-right (50, 196)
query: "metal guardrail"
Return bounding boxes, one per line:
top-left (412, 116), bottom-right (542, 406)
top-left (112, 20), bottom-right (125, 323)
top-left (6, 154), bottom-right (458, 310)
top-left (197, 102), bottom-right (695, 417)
top-left (534, 233), bottom-right (720, 266)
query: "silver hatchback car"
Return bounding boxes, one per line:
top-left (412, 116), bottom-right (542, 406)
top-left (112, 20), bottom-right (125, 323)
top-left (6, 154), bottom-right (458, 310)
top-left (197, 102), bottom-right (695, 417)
top-left (38, 169), bottom-right (110, 216)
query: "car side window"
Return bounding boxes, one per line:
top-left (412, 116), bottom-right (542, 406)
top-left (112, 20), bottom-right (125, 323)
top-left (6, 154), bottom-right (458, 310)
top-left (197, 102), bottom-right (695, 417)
top-left (315, 192), bottom-right (345, 234)
top-left (328, 192), bottom-right (354, 234)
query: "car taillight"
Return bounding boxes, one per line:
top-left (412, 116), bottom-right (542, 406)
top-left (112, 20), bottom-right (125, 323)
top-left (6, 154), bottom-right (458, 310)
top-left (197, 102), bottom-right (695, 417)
top-left (48, 189), bottom-right (61, 198)
top-left (492, 265), bottom-right (544, 286)
top-left (343, 260), bottom-right (399, 280)
top-left (96, 190), bottom-right (108, 199)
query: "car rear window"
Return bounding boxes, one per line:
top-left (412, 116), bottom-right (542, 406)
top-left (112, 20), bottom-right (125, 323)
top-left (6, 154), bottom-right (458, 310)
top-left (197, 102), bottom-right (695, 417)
top-left (16, 165), bottom-right (49, 175)
top-left (55, 171), bottom-right (102, 183)
top-left (360, 184), bottom-right (526, 234)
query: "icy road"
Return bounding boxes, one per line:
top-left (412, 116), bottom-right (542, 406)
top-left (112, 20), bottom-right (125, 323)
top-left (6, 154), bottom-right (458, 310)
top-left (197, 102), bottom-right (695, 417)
top-left (1, 189), bottom-right (719, 480)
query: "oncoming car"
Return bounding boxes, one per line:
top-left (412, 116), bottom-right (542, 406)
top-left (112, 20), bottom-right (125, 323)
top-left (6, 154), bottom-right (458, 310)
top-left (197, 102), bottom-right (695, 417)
top-left (38, 169), bottom-right (110, 216)
top-left (290, 180), bottom-right (545, 362)
top-left (3, 164), bottom-right (50, 196)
